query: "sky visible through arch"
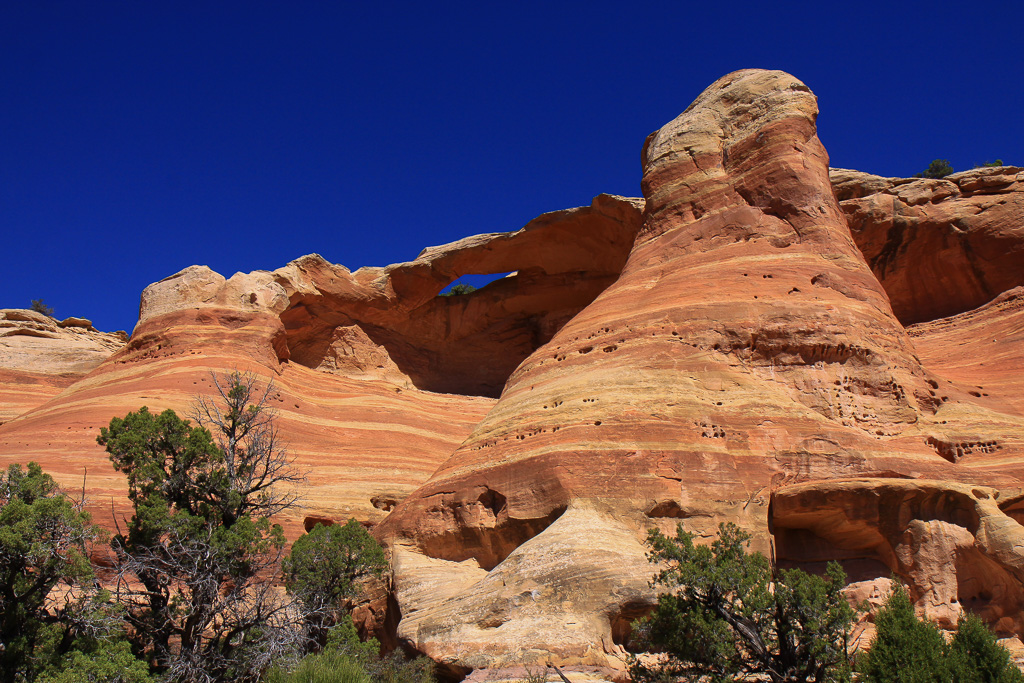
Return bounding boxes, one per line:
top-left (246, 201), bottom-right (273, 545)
top-left (3, 1), bottom-right (1022, 333)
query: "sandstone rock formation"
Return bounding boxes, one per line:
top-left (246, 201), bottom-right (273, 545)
top-left (376, 69), bottom-right (1024, 674)
top-left (0, 309), bottom-right (125, 424)
top-left (773, 478), bottom-right (1024, 633)
top-left (907, 287), bottom-right (1024, 419)
top-left (833, 165), bottom-right (1024, 325)
top-left (2, 68), bottom-right (1024, 680)
top-left (0, 195), bottom-right (643, 541)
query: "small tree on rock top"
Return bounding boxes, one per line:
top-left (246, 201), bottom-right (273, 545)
top-left (915, 159), bottom-right (954, 179)
top-left (30, 299), bottom-right (54, 317)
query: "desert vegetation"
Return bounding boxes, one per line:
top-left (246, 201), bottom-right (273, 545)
top-left (915, 159), bottom-right (955, 179)
top-left (29, 299), bottom-right (54, 317)
top-left (3, 375), bottom-right (1022, 681)
top-left (0, 371), bottom-right (427, 683)
top-left (440, 283), bottom-right (477, 296)
top-left (630, 523), bottom-right (1022, 683)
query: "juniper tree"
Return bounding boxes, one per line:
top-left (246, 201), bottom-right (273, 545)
top-left (283, 519), bottom-right (388, 649)
top-left (0, 462), bottom-right (118, 683)
top-left (630, 522), bottom-right (856, 683)
top-left (99, 370), bottom-right (305, 683)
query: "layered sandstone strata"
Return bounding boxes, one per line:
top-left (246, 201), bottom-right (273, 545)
top-left (0, 309), bottom-right (125, 424)
top-left (833, 165), bottom-right (1024, 324)
top-left (2, 67), bottom-right (1024, 680)
top-left (376, 69), bottom-right (1024, 674)
top-left (0, 195), bottom-right (643, 540)
top-left (907, 287), bottom-right (1024, 417)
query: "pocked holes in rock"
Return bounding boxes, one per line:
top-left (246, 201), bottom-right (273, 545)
top-left (371, 496), bottom-right (398, 512)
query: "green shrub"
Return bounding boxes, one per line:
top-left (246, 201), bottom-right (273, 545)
top-left (978, 159), bottom-right (1005, 168)
top-left (267, 617), bottom-right (433, 683)
top-left (440, 283), bottom-right (476, 297)
top-left (861, 585), bottom-right (1023, 683)
top-left (948, 613), bottom-right (1024, 683)
top-left (629, 522), bottom-right (856, 683)
top-left (30, 299), bottom-right (54, 317)
top-left (0, 462), bottom-right (108, 683)
top-left (859, 585), bottom-right (947, 682)
top-left (35, 639), bottom-right (155, 683)
top-left (915, 159), bottom-right (954, 179)
top-left (284, 520), bottom-right (388, 648)
top-left (265, 647), bottom-right (371, 683)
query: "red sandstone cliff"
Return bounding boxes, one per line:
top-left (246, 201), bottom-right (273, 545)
top-left (0, 195), bottom-right (643, 540)
top-left (375, 70), bottom-right (1024, 673)
top-left (833, 165), bottom-right (1024, 325)
top-left (1, 68), bottom-right (1023, 679)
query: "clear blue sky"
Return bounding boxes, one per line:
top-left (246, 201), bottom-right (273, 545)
top-left (3, 1), bottom-right (1022, 333)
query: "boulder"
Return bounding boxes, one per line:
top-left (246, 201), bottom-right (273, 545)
top-left (57, 316), bottom-right (94, 329)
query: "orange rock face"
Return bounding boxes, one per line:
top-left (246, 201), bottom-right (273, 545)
top-left (907, 287), bottom-right (1024, 417)
top-left (376, 69), bottom-right (1024, 673)
top-left (3, 68), bottom-right (1024, 678)
top-left (833, 166), bottom-right (1024, 325)
top-left (0, 309), bottom-right (126, 424)
top-left (0, 195), bottom-right (642, 542)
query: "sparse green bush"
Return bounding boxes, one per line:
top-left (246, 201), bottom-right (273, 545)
top-left (0, 462), bottom-right (116, 683)
top-left (267, 616), bottom-right (433, 683)
top-left (35, 638), bottom-right (155, 683)
top-left (265, 647), bottom-right (371, 683)
top-left (948, 613), bottom-right (1024, 683)
top-left (860, 585), bottom-right (1023, 683)
top-left (284, 520), bottom-right (387, 648)
top-left (629, 522), bottom-right (856, 683)
top-left (915, 159), bottom-right (954, 179)
top-left (978, 159), bottom-right (1005, 168)
top-left (859, 585), bottom-right (947, 682)
top-left (30, 299), bottom-right (54, 317)
top-left (440, 283), bottom-right (476, 296)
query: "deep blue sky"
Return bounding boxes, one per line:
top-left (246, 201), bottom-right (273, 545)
top-left (4, 1), bottom-right (1022, 333)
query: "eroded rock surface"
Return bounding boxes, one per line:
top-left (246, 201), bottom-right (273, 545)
top-left (0, 309), bottom-right (125, 424)
top-left (0, 195), bottom-right (642, 542)
top-left (774, 478), bottom-right (1024, 635)
top-left (906, 287), bottom-right (1024, 418)
top-left (833, 166), bottom-right (1024, 324)
top-left (376, 69), bottom-right (1024, 672)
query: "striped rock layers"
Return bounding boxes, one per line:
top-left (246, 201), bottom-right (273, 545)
top-left (833, 165), bottom-right (1024, 325)
top-left (0, 309), bottom-right (126, 424)
top-left (0, 196), bottom-right (643, 541)
top-left (376, 70), bottom-right (1024, 673)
